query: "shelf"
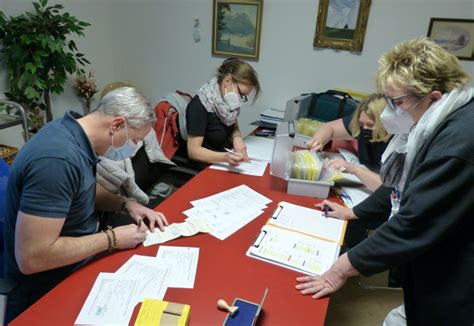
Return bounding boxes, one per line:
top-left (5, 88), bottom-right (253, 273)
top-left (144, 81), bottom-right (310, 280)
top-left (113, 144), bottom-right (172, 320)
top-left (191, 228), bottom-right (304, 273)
top-left (0, 113), bottom-right (23, 130)
top-left (0, 100), bottom-right (29, 141)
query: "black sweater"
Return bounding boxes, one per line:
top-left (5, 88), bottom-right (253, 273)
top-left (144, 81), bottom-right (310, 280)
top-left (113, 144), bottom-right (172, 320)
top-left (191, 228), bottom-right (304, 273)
top-left (348, 99), bottom-right (474, 325)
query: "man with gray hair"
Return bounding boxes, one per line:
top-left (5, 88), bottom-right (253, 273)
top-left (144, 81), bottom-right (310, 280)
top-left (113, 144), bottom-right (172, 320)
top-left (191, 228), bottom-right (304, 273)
top-left (4, 87), bottom-right (169, 323)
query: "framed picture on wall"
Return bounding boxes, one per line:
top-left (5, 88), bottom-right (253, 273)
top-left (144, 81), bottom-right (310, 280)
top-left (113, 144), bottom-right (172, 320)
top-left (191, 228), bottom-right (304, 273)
top-left (427, 18), bottom-right (474, 61)
top-left (313, 0), bottom-right (371, 52)
top-left (212, 0), bottom-right (263, 60)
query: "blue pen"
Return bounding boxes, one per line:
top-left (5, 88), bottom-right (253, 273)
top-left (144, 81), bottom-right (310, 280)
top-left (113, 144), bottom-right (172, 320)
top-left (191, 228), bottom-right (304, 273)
top-left (323, 204), bottom-right (329, 218)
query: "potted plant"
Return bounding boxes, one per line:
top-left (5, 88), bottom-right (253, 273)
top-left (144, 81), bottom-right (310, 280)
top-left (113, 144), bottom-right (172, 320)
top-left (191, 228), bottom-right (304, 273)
top-left (0, 0), bottom-right (91, 131)
top-left (75, 70), bottom-right (99, 114)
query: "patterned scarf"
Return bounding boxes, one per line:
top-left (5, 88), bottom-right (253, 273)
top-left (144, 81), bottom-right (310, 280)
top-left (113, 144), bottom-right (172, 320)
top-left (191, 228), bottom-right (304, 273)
top-left (196, 77), bottom-right (240, 126)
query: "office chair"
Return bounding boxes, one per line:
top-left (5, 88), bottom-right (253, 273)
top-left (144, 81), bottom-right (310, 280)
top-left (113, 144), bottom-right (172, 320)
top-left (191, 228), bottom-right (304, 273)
top-left (0, 158), bottom-right (17, 325)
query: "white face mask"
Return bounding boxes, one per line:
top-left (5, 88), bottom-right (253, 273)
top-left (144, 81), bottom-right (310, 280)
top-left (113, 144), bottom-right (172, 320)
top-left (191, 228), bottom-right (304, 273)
top-left (223, 84), bottom-right (241, 110)
top-left (380, 106), bottom-right (415, 134)
top-left (381, 94), bottom-right (428, 134)
top-left (103, 122), bottom-right (139, 161)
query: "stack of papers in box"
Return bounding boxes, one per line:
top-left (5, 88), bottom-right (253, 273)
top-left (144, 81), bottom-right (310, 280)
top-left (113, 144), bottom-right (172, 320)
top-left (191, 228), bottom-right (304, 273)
top-left (184, 184), bottom-right (272, 240)
top-left (260, 108), bottom-right (284, 126)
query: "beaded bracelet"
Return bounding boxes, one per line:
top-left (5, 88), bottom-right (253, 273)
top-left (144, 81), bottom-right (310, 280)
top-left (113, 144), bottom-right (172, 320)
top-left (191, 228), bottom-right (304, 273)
top-left (104, 230), bottom-right (112, 251)
top-left (109, 228), bottom-right (117, 250)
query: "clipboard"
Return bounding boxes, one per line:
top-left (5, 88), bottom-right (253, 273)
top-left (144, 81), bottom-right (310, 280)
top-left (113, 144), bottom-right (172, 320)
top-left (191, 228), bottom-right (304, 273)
top-left (246, 202), bottom-right (346, 275)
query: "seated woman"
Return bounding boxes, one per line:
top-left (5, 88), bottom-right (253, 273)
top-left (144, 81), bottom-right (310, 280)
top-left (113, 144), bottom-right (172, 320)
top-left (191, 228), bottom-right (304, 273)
top-left (306, 93), bottom-right (390, 191)
top-left (186, 58), bottom-right (261, 167)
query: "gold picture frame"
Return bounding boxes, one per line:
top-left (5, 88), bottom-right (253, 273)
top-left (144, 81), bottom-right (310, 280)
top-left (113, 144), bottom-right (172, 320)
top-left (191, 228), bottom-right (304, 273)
top-left (313, 0), bottom-right (371, 52)
top-left (212, 0), bottom-right (263, 60)
top-left (427, 18), bottom-right (474, 61)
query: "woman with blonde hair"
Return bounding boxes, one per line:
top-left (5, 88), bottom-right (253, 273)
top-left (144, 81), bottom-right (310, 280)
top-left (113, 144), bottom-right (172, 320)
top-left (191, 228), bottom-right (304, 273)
top-left (186, 58), bottom-right (261, 167)
top-left (307, 93), bottom-right (391, 190)
top-left (297, 37), bottom-right (474, 326)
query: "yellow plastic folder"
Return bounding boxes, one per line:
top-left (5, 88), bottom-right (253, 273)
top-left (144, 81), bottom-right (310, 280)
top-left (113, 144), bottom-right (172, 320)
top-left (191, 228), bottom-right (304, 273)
top-left (135, 299), bottom-right (190, 326)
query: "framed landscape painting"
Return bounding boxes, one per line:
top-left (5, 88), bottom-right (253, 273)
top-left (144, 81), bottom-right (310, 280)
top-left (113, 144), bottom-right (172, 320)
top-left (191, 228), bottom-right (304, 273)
top-left (313, 0), bottom-right (371, 52)
top-left (427, 18), bottom-right (474, 61)
top-left (212, 0), bottom-right (263, 60)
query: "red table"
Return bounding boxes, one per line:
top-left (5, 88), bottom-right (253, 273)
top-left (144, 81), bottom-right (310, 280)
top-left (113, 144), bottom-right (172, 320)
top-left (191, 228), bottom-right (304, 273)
top-left (11, 166), bottom-right (340, 325)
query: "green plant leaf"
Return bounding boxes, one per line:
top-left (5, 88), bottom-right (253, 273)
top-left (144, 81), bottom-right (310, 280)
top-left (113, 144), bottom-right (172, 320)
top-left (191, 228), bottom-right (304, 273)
top-left (25, 86), bottom-right (40, 99)
top-left (0, 0), bottom-right (92, 123)
top-left (25, 62), bottom-right (37, 74)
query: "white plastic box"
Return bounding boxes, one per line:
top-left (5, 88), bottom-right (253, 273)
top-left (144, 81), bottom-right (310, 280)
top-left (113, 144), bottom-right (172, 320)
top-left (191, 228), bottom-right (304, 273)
top-left (270, 121), bottom-right (334, 198)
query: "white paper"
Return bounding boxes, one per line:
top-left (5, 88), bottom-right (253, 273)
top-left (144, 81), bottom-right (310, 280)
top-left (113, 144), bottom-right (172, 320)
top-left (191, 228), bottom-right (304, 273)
top-left (244, 136), bottom-right (275, 162)
top-left (191, 184), bottom-right (271, 211)
top-left (210, 160), bottom-right (268, 176)
top-left (115, 255), bottom-right (170, 302)
top-left (156, 246), bottom-right (199, 288)
top-left (143, 218), bottom-right (210, 246)
top-left (337, 148), bottom-right (360, 165)
top-left (185, 206), bottom-right (263, 240)
top-left (336, 172), bottom-right (363, 185)
top-left (335, 186), bottom-right (372, 208)
top-left (260, 108), bottom-right (285, 119)
top-left (269, 201), bottom-right (345, 244)
top-left (75, 272), bottom-right (142, 325)
top-left (185, 185), bottom-right (271, 240)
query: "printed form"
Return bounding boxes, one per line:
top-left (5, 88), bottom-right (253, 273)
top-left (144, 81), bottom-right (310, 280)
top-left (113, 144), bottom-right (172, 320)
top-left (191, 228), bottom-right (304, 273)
top-left (156, 246), bottom-right (199, 288)
top-left (143, 218), bottom-right (211, 246)
top-left (75, 273), bottom-right (143, 325)
top-left (115, 255), bottom-right (170, 302)
top-left (186, 185), bottom-right (272, 240)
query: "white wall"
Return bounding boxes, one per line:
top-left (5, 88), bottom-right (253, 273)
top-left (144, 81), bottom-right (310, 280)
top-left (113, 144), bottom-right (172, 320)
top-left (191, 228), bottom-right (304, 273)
top-left (1, 0), bottom-right (473, 147)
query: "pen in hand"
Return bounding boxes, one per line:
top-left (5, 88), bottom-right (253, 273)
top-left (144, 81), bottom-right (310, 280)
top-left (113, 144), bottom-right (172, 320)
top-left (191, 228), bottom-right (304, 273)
top-left (224, 147), bottom-right (251, 162)
top-left (137, 219), bottom-right (142, 228)
top-left (323, 204), bottom-right (330, 218)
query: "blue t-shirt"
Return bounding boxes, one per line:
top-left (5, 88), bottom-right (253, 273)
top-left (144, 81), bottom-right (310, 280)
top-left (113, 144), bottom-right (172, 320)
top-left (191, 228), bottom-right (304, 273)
top-left (4, 112), bottom-right (99, 318)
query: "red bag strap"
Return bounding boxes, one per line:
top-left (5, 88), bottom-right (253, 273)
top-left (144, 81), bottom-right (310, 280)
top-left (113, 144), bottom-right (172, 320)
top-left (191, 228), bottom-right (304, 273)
top-left (175, 90), bottom-right (193, 101)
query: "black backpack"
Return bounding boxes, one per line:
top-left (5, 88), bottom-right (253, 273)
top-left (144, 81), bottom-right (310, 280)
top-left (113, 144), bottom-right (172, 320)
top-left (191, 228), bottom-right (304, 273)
top-left (297, 90), bottom-right (359, 122)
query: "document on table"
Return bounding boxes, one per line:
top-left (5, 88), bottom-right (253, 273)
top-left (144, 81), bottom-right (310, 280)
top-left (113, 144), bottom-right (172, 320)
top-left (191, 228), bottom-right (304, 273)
top-left (244, 135), bottom-right (275, 162)
top-left (210, 160), bottom-right (268, 176)
top-left (269, 201), bottom-right (346, 245)
top-left (191, 184), bottom-right (271, 211)
top-left (184, 206), bottom-right (263, 240)
top-left (75, 272), bottom-right (143, 325)
top-left (143, 218), bottom-right (211, 246)
top-left (186, 185), bottom-right (271, 240)
top-left (156, 246), bottom-right (199, 288)
top-left (115, 255), bottom-right (170, 302)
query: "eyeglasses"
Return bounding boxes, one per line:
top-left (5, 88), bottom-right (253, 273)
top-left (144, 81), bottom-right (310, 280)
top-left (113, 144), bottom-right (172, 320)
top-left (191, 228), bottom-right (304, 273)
top-left (236, 84), bottom-right (248, 103)
top-left (384, 93), bottom-right (411, 111)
